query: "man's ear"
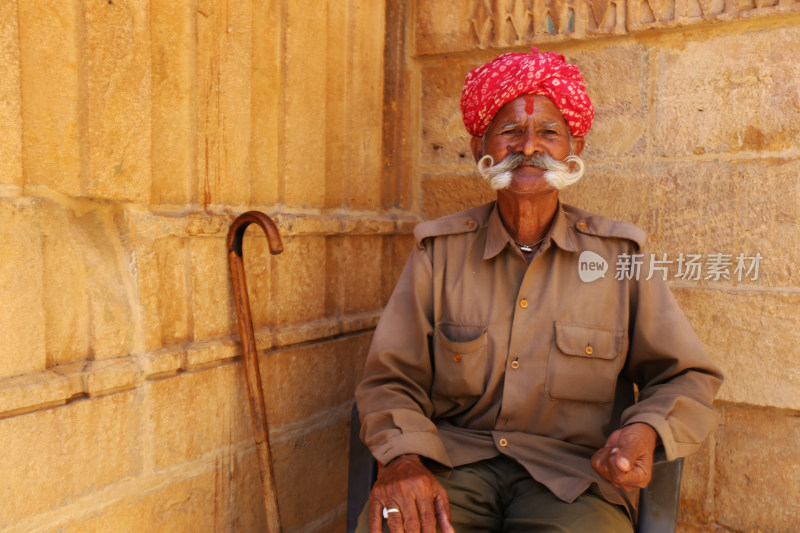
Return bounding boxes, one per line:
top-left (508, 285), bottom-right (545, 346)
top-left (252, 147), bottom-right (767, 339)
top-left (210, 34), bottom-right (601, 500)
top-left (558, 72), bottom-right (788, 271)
top-left (470, 135), bottom-right (484, 163)
top-left (572, 136), bottom-right (586, 157)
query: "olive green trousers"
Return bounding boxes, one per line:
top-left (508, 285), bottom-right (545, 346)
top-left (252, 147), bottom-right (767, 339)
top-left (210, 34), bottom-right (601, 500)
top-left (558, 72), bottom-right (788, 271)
top-left (357, 454), bottom-right (633, 533)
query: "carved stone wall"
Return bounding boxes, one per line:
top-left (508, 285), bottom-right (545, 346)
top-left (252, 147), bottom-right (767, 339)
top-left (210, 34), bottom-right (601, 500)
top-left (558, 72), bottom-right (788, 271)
top-left (416, 0), bottom-right (800, 54)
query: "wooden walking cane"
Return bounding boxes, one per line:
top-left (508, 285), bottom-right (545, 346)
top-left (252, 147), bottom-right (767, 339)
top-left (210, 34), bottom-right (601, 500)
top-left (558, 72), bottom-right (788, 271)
top-left (227, 211), bottom-right (283, 533)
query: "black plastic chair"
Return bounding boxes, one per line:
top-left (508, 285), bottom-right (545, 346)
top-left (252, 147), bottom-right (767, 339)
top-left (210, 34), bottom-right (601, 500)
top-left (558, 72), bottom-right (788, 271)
top-left (346, 404), bottom-right (683, 533)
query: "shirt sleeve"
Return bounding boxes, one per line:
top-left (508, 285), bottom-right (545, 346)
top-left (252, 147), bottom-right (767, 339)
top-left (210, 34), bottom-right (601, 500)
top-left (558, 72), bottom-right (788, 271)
top-left (620, 258), bottom-right (724, 461)
top-left (354, 244), bottom-right (453, 467)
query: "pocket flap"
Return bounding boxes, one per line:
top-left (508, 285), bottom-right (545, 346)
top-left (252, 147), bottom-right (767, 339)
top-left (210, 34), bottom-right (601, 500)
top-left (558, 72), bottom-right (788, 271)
top-left (554, 322), bottom-right (621, 360)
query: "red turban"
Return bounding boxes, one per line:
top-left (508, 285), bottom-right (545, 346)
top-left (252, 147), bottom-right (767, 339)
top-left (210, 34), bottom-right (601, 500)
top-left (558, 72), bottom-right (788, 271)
top-left (460, 47), bottom-right (594, 138)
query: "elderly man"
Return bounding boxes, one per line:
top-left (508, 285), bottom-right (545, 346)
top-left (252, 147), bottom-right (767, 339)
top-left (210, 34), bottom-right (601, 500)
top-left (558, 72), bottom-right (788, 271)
top-left (355, 48), bottom-right (723, 533)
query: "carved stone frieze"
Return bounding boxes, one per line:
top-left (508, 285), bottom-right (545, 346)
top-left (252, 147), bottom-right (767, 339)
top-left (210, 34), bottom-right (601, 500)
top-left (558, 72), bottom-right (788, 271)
top-left (416, 0), bottom-right (800, 54)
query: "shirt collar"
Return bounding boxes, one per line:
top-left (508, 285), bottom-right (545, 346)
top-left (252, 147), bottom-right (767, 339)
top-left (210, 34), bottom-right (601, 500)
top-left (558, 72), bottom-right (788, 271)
top-left (483, 201), bottom-right (579, 260)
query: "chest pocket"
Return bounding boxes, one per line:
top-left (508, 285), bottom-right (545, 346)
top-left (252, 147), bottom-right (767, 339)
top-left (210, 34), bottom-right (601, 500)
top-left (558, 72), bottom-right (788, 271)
top-left (546, 322), bottom-right (624, 403)
top-left (431, 325), bottom-right (488, 398)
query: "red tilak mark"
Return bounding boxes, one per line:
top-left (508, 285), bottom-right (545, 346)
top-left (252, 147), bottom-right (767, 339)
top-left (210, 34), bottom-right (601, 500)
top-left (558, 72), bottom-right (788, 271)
top-left (524, 95), bottom-right (535, 115)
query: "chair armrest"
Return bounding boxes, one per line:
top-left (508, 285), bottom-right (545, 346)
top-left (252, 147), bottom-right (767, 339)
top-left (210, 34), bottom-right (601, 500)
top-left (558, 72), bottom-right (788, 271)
top-left (347, 403), bottom-right (378, 533)
top-left (637, 447), bottom-right (684, 533)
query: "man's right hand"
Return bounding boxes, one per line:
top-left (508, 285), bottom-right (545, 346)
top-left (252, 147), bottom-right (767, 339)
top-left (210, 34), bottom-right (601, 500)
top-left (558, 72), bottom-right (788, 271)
top-left (367, 454), bottom-right (455, 533)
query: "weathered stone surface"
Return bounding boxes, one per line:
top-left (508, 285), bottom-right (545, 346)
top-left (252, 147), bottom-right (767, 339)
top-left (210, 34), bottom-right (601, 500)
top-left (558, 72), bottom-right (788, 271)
top-left (283, 0), bottom-right (327, 207)
top-left (338, 0), bottom-right (386, 210)
top-left (421, 173), bottom-right (495, 220)
top-left (271, 419), bottom-right (350, 532)
top-left (326, 235), bottom-right (386, 316)
top-left (0, 199), bottom-right (46, 378)
top-left (153, 237), bottom-right (191, 345)
top-left (242, 231), bottom-right (274, 331)
top-left (714, 404), bottom-right (800, 531)
top-left (655, 25), bottom-right (800, 157)
top-left (196, 0), bottom-right (253, 208)
top-left (565, 158), bottom-right (798, 289)
top-left (190, 237), bottom-right (236, 340)
top-left (571, 43), bottom-right (649, 160)
top-left (17, 0), bottom-right (82, 196)
top-left (0, 0), bottom-right (22, 189)
top-left (260, 333), bottom-right (371, 427)
top-left (271, 235), bottom-right (327, 326)
top-left (148, 364), bottom-right (251, 470)
top-left (673, 288), bottom-right (800, 410)
top-left (84, 0), bottom-right (151, 202)
top-left (419, 57), bottom-right (478, 169)
top-left (415, 0), bottom-right (800, 55)
top-left (678, 431), bottom-right (716, 524)
top-left (150, 0), bottom-right (193, 206)
top-left (0, 391), bottom-right (141, 525)
top-left (54, 471), bottom-right (218, 533)
top-left (251, 0), bottom-right (282, 207)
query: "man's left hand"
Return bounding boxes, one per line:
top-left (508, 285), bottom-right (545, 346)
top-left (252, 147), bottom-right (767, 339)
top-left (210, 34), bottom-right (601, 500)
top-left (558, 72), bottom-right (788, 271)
top-left (591, 423), bottom-right (658, 491)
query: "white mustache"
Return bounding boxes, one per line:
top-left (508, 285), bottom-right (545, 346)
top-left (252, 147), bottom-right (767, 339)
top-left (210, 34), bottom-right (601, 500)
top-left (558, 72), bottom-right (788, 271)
top-left (476, 152), bottom-right (585, 191)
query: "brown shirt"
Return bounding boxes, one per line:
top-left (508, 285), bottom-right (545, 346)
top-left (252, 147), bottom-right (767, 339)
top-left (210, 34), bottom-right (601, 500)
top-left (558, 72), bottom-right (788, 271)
top-left (355, 201), bottom-right (723, 514)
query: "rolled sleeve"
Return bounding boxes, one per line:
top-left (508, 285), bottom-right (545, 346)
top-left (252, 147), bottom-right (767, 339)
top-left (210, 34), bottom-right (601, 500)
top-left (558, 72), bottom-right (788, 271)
top-left (621, 263), bottom-right (724, 460)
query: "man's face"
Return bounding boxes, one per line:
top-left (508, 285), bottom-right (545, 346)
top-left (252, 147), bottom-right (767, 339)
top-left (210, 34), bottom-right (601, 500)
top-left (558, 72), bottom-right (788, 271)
top-left (470, 94), bottom-right (585, 195)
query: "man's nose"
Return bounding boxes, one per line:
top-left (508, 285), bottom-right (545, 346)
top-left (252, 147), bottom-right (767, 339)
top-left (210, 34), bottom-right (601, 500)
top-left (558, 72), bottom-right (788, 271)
top-left (517, 127), bottom-right (542, 157)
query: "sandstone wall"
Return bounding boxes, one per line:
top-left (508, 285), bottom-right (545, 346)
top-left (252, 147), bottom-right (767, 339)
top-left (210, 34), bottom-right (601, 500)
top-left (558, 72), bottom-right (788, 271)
top-left (0, 1), bottom-right (399, 531)
top-left (404, 2), bottom-right (800, 532)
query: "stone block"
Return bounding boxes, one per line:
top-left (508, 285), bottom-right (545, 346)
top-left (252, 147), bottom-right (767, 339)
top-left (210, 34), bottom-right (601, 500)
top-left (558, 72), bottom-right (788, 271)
top-left (326, 235), bottom-right (386, 316)
top-left (0, 370), bottom-right (78, 418)
top-left (672, 288), bottom-right (800, 410)
top-left (148, 364), bottom-right (252, 470)
top-left (338, 0), bottom-right (385, 210)
top-left (196, 0), bottom-right (253, 208)
top-left (421, 173), bottom-right (495, 220)
top-left (153, 237), bottom-right (191, 345)
top-left (251, 0), bottom-right (282, 207)
top-left (567, 158), bottom-right (798, 288)
top-left (570, 44), bottom-right (649, 160)
top-left (557, 162), bottom-right (649, 230)
top-left (0, 391), bottom-right (141, 525)
top-left (654, 25), bottom-right (800, 157)
top-left (677, 432), bottom-right (716, 524)
top-left (0, 199), bottom-right (46, 378)
top-left (54, 471), bottom-right (217, 533)
top-left (271, 419), bottom-right (350, 532)
top-left (270, 235), bottom-right (327, 326)
top-left (714, 404), bottom-right (800, 531)
top-left (414, 2), bottom-right (475, 56)
top-left (283, 0), bottom-right (328, 207)
top-left (150, 0), bottom-right (193, 206)
top-left (17, 0), bottom-right (81, 196)
top-left (190, 237), bottom-right (236, 341)
top-left (419, 58), bottom-right (478, 169)
top-left (0, 0), bottom-right (22, 188)
top-left (259, 333), bottom-right (371, 428)
top-left (242, 231), bottom-right (274, 331)
top-left (84, 0), bottom-right (152, 202)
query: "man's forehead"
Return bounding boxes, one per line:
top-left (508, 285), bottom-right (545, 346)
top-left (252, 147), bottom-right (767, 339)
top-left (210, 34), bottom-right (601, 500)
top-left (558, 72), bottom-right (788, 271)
top-left (493, 94), bottom-right (567, 124)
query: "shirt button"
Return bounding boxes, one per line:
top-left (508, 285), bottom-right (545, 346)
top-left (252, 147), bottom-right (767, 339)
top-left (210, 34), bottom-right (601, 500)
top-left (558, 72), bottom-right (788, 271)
top-left (466, 220), bottom-right (475, 228)
top-left (499, 438), bottom-right (508, 447)
top-left (577, 221), bottom-right (588, 230)
top-left (511, 360), bottom-right (520, 370)
top-left (453, 353), bottom-right (462, 362)
top-left (519, 299), bottom-right (528, 309)
top-left (585, 345), bottom-right (593, 355)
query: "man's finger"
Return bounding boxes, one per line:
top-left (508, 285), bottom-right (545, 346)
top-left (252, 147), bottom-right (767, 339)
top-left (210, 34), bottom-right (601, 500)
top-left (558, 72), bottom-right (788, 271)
top-left (385, 507), bottom-right (405, 533)
top-left (368, 498), bottom-right (385, 533)
top-left (433, 489), bottom-right (455, 533)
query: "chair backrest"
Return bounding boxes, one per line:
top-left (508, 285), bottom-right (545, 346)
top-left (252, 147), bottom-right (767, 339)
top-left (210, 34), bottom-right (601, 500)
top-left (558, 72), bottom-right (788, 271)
top-left (346, 404), bottom-right (683, 533)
